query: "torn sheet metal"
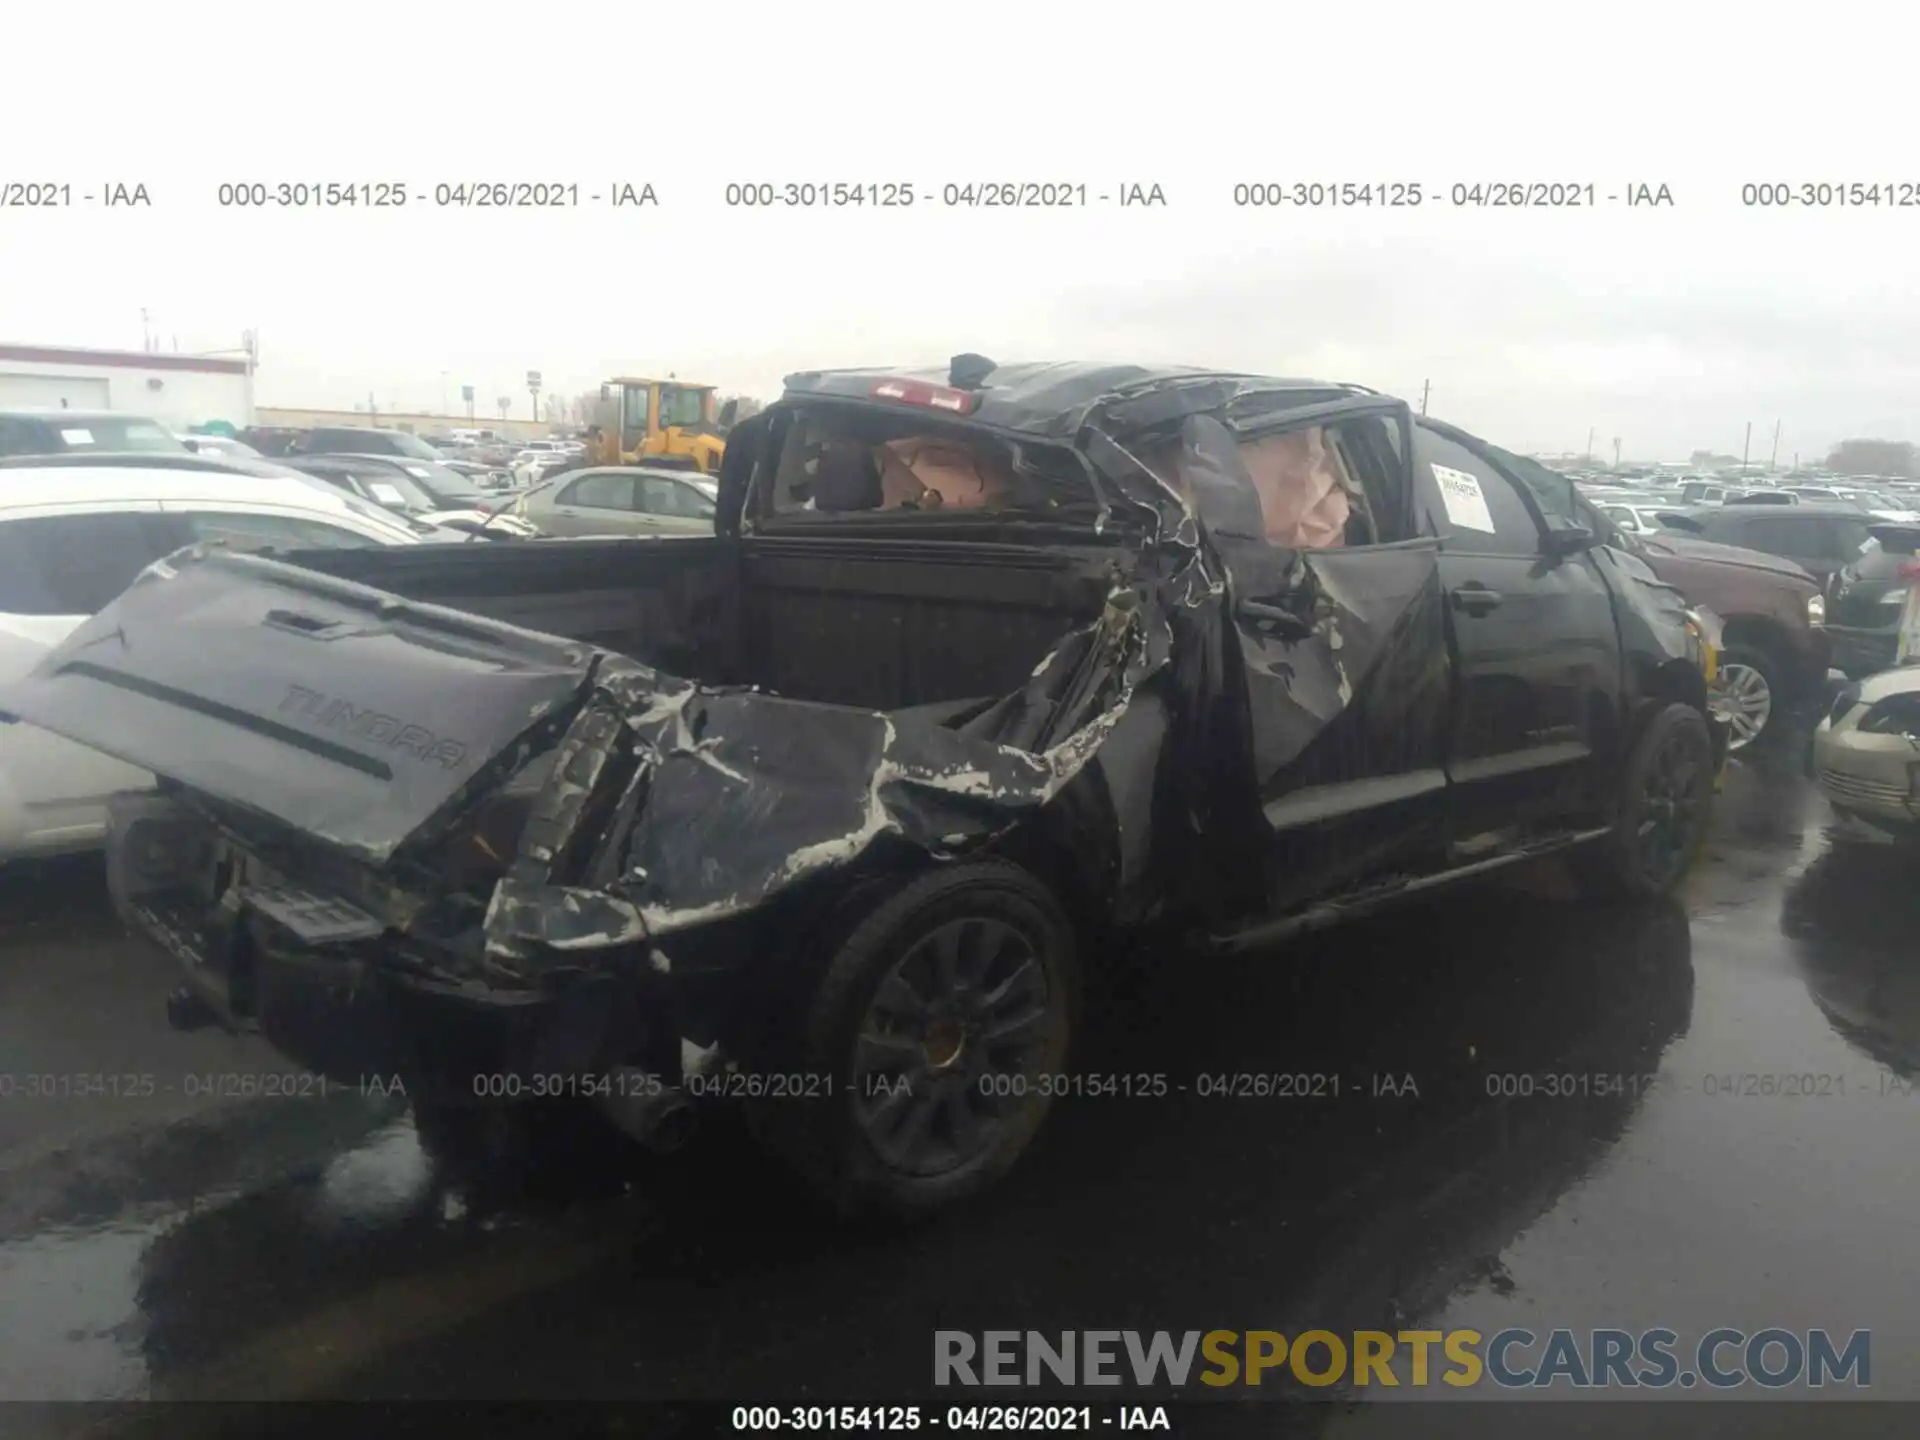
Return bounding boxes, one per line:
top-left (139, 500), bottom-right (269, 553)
top-left (483, 583), bottom-right (1171, 957)
top-left (1131, 413), bottom-right (1446, 782)
top-left (1589, 540), bottom-right (1698, 680)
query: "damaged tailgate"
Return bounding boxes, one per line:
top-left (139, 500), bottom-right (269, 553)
top-left (0, 546), bottom-right (599, 864)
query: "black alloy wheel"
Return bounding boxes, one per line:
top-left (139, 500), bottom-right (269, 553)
top-left (849, 915), bottom-right (1060, 1179)
top-left (1631, 717), bottom-right (1713, 888)
top-left (748, 860), bottom-right (1080, 1217)
top-left (1582, 701), bottom-right (1716, 899)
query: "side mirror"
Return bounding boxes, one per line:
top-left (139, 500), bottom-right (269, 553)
top-left (181, 438), bottom-right (200, 452)
top-left (1542, 520), bottom-right (1598, 558)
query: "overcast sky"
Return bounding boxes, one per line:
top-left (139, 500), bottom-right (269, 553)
top-left (3, 0), bottom-right (1916, 462)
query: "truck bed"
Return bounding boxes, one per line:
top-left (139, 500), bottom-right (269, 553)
top-left (291, 534), bottom-right (1121, 711)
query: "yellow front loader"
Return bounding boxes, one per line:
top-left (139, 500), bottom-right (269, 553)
top-left (589, 377), bottom-right (732, 474)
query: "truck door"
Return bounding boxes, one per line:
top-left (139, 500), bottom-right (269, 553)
top-left (1171, 401), bottom-right (1456, 914)
top-left (1410, 422), bottom-right (1623, 846)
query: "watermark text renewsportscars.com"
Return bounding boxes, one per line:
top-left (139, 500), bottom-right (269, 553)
top-left (935, 1329), bottom-right (1871, 1391)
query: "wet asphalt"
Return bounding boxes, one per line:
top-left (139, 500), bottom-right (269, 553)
top-left (2, 732), bottom-right (1918, 1429)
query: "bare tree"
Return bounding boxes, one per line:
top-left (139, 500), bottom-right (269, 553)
top-left (1826, 439), bottom-right (1917, 477)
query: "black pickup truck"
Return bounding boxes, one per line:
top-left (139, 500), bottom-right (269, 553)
top-left (1, 359), bottom-right (1720, 1216)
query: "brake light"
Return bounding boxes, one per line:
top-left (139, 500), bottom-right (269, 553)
top-left (868, 378), bottom-right (977, 415)
top-left (1899, 560), bottom-right (1920, 582)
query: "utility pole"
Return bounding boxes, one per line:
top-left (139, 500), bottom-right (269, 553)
top-left (1419, 379), bottom-right (1430, 415)
top-left (1769, 419), bottom-right (1781, 471)
top-left (1612, 437), bottom-right (1622, 469)
top-left (1585, 427), bottom-right (1596, 465)
top-left (140, 308), bottom-right (152, 352)
top-left (1741, 421), bottom-right (1752, 475)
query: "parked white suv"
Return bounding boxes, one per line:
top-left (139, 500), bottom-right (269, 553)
top-left (0, 459), bottom-right (420, 860)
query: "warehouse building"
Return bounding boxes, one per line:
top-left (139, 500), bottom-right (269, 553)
top-left (0, 342), bottom-right (254, 432)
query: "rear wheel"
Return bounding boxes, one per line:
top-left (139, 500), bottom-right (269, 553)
top-left (750, 861), bottom-right (1080, 1219)
top-left (1579, 702), bottom-right (1715, 899)
top-left (1715, 644), bottom-right (1781, 751)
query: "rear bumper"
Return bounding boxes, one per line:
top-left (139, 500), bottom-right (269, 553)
top-left (106, 792), bottom-right (676, 1107)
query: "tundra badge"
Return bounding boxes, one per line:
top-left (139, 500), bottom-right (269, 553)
top-left (279, 684), bottom-right (469, 769)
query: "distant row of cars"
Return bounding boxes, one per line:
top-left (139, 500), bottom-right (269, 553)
top-left (408, 431), bottom-right (590, 487)
top-left (0, 411), bottom-right (729, 543)
top-left (1567, 474), bottom-right (1920, 844)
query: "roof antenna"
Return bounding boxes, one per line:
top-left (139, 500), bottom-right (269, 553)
top-left (948, 353), bottom-right (996, 390)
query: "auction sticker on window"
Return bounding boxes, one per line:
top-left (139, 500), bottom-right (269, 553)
top-left (1431, 464), bottom-right (1497, 533)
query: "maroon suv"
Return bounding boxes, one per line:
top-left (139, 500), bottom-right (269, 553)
top-left (1597, 516), bottom-right (1829, 750)
top-left (1490, 452), bottom-right (1829, 752)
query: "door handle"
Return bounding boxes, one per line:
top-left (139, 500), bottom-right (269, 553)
top-left (1451, 585), bottom-right (1503, 616)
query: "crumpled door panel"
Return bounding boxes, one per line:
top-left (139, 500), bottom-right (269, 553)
top-left (1169, 414), bottom-right (1447, 786)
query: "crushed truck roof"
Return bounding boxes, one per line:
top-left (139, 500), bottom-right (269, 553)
top-left (781, 361), bottom-right (1360, 440)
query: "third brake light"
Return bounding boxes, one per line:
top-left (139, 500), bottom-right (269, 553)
top-left (868, 379), bottom-right (977, 415)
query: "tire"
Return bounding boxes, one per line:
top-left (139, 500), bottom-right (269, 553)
top-left (1715, 644), bottom-right (1783, 752)
top-left (748, 860), bottom-right (1081, 1219)
top-left (1577, 702), bottom-right (1716, 900)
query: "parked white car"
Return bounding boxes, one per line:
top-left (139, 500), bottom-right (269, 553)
top-left (0, 460), bottom-right (420, 860)
top-left (1815, 666), bottom-right (1920, 843)
top-left (1815, 559), bottom-right (1920, 841)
